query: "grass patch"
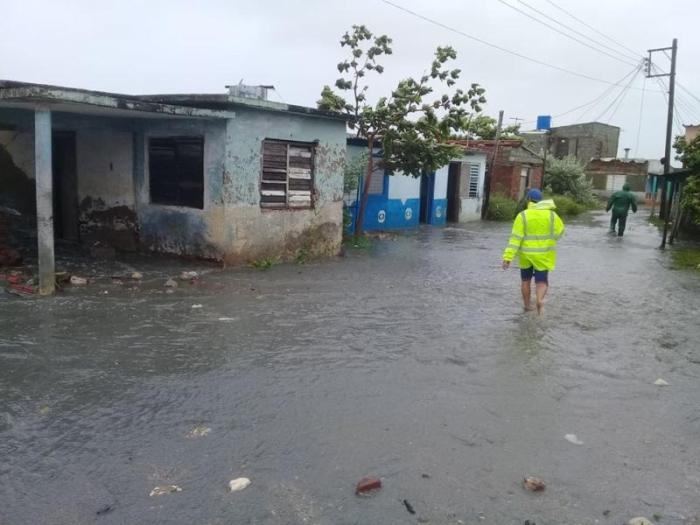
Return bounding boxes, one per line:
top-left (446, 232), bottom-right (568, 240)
top-left (670, 248), bottom-right (700, 270)
top-left (485, 193), bottom-right (518, 221)
top-left (249, 255), bottom-right (281, 270)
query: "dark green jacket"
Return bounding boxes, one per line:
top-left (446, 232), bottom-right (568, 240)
top-left (606, 185), bottom-right (638, 216)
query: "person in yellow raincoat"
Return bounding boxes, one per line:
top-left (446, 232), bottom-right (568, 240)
top-left (502, 188), bottom-right (565, 314)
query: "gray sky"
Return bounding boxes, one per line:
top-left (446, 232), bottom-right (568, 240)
top-left (2, 0), bottom-right (699, 161)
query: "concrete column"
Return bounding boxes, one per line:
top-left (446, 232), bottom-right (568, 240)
top-left (34, 108), bottom-right (55, 295)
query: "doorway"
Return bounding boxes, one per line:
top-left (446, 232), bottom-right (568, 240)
top-left (52, 131), bottom-right (79, 242)
top-left (446, 161), bottom-right (461, 223)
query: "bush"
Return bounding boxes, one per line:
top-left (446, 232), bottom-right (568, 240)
top-left (544, 156), bottom-right (597, 206)
top-left (486, 193), bottom-right (518, 221)
top-left (550, 194), bottom-right (587, 217)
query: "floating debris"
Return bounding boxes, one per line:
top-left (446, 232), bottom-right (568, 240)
top-left (356, 477), bottom-right (381, 494)
top-left (149, 485), bottom-right (182, 497)
top-left (627, 518), bottom-right (654, 525)
top-left (522, 476), bottom-right (546, 492)
top-left (186, 425), bottom-right (211, 438)
top-left (164, 278), bottom-right (178, 288)
top-left (70, 276), bottom-right (88, 285)
top-left (654, 378), bottom-right (669, 386)
top-left (180, 271), bottom-right (198, 280)
top-left (218, 317), bottom-right (237, 322)
top-left (191, 304), bottom-right (203, 309)
top-left (131, 271), bottom-right (143, 280)
top-left (564, 433), bottom-right (584, 445)
top-left (403, 499), bottom-right (416, 515)
top-left (228, 477), bottom-right (251, 492)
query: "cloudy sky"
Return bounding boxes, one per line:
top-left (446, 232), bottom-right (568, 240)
top-left (2, 0), bottom-right (699, 160)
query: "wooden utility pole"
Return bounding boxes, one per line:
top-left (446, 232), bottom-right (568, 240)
top-left (482, 109), bottom-right (503, 219)
top-left (646, 39), bottom-right (677, 249)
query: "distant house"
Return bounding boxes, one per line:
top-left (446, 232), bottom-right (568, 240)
top-left (0, 80), bottom-right (347, 293)
top-left (345, 138), bottom-right (488, 231)
top-left (586, 157), bottom-right (648, 201)
top-left (450, 139), bottom-right (544, 202)
top-left (522, 122), bottom-right (620, 165)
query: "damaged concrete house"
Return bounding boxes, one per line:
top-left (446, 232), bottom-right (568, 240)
top-left (0, 80), bottom-right (347, 293)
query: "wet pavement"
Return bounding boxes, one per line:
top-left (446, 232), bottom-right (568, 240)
top-left (1, 210), bottom-right (700, 525)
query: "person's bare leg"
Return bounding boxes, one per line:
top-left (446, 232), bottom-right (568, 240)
top-left (536, 282), bottom-right (548, 315)
top-left (521, 280), bottom-right (533, 311)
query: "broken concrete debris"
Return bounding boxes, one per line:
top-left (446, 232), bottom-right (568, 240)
top-left (355, 477), bottom-right (381, 494)
top-left (522, 476), bottom-right (546, 492)
top-left (149, 485), bottom-right (182, 497)
top-left (70, 276), bottom-right (88, 286)
top-left (228, 477), bottom-right (251, 492)
top-left (180, 271), bottom-right (198, 281)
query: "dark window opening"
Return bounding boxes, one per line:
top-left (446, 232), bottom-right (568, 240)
top-left (261, 139), bottom-right (314, 209)
top-left (149, 136), bottom-right (204, 209)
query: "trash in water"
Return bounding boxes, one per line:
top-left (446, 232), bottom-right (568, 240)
top-left (564, 433), bottom-right (584, 445)
top-left (164, 278), bottom-right (178, 288)
top-left (654, 378), bottom-right (669, 386)
top-left (218, 317), bottom-right (237, 322)
top-left (38, 405), bottom-right (50, 415)
top-left (522, 476), bottom-right (546, 492)
top-left (180, 271), bottom-right (198, 280)
top-left (191, 304), bottom-right (203, 309)
top-left (112, 278), bottom-right (124, 285)
top-left (70, 276), bottom-right (88, 285)
top-left (186, 425), bottom-right (211, 438)
top-left (356, 477), bottom-right (382, 494)
top-left (403, 499), bottom-right (416, 515)
top-left (149, 485), bottom-right (182, 497)
top-left (131, 271), bottom-right (143, 280)
top-left (228, 477), bottom-right (251, 492)
top-left (627, 518), bottom-right (654, 525)
top-left (96, 504), bottom-right (113, 516)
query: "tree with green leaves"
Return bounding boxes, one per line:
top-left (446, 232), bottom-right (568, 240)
top-left (674, 134), bottom-right (700, 225)
top-left (456, 114), bottom-right (521, 140)
top-left (318, 25), bottom-right (486, 234)
top-left (543, 155), bottom-right (596, 205)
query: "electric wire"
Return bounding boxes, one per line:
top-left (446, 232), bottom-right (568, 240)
top-left (516, 0), bottom-right (641, 62)
top-left (542, 0), bottom-right (642, 59)
top-left (495, 0), bottom-right (637, 66)
top-left (593, 63), bottom-right (642, 122)
top-left (378, 0), bottom-right (654, 91)
top-left (633, 75), bottom-right (647, 156)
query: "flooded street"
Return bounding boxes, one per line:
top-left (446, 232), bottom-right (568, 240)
top-left (2, 210), bottom-right (700, 525)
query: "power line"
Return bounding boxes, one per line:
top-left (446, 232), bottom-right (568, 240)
top-left (495, 0), bottom-right (637, 66)
top-left (378, 0), bottom-right (655, 91)
top-left (573, 63), bottom-right (641, 123)
top-left (633, 75), bottom-right (647, 156)
top-left (593, 63), bottom-right (643, 122)
top-left (677, 81), bottom-right (700, 106)
top-left (516, 0), bottom-right (641, 62)
top-left (543, 0), bottom-right (642, 59)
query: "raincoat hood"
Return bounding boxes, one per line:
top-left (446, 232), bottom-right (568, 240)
top-left (622, 183), bottom-right (631, 191)
top-left (528, 199), bottom-right (557, 210)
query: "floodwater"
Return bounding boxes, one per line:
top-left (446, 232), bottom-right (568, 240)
top-left (1, 210), bottom-right (700, 525)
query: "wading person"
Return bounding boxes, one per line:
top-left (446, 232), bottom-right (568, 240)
top-left (502, 189), bottom-right (565, 315)
top-left (606, 182), bottom-right (637, 237)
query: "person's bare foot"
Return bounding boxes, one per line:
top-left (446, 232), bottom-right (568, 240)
top-left (524, 305), bottom-right (535, 312)
top-left (536, 301), bottom-right (544, 315)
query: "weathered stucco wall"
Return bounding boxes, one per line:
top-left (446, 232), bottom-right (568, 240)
top-left (224, 108), bottom-right (346, 262)
top-left (134, 119), bottom-right (229, 259)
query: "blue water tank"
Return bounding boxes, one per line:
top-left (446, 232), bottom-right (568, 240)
top-left (536, 115), bottom-right (552, 131)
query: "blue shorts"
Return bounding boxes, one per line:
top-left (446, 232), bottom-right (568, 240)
top-left (520, 266), bottom-right (549, 283)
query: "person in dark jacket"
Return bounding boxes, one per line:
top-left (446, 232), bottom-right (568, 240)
top-left (606, 183), bottom-right (638, 236)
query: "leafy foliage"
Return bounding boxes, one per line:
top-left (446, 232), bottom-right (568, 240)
top-left (455, 114), bottom-right (521, 140)
top-left (318, 25), bottom-right (487, 232)
top-left (543, 155), bottom-right (596, 205)
top-left (344, 151), bottom-right (368, 193)
top-left (485, 193), bottom-right (518, 221)
top-left (674, 135), bottom-right (700, 225)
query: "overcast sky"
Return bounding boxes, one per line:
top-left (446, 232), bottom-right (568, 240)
top-left (2, 0), bottom-right (699, 161)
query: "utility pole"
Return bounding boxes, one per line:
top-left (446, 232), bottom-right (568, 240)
top-left (646, 39), bottom-right (677, 249)
top-left (482, 109), bottom-right (503, 219)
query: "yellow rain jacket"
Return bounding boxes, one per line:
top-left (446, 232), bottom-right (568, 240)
top-left (502, 199), bottom-right (565, 271)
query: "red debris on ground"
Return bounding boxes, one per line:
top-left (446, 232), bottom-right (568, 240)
top-left (355, 477), bottom-right (382, 494)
